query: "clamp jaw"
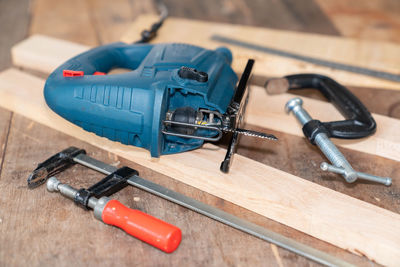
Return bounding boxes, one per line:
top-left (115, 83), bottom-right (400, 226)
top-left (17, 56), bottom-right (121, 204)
top-left (27, 147), bottom-right (85, 188)
top-left (266, 74), bottom-right (391, 186)
top-left (266, 74), bottom-right (376, 141)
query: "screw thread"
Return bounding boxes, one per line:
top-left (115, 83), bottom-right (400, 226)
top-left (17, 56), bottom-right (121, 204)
top-left (314, 134), bottom-right (350, 168)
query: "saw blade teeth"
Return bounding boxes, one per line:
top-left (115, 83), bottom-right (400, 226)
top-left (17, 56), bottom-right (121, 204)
top-left (224, 128), bottom-right (278, 140)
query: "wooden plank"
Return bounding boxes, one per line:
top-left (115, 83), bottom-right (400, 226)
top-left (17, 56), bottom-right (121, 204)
top-left (3, 1), bottom-right (329, 265)
top-left (121, 15), bottom-right (400, 91)
top-left (7, 2), bottom-right (395, 266)
top-left (0, 0), bottom-right (30, 71)
top-left (163, 0), bottom-right (340, 35)
top-left (13, 3), bottom-right (346, 265)
top-left (316, 0), bottom-right (400, 44)
top-left (86, 0), bottom-right (155, 44)
top-left (12, 35), bottom-right (88, 75)
top-left (29, 0), bottom-right (99, 46)
top-left (29, 0), bottom-right (155, 46)
top-left (0, 107), bottom-right (12, 176)
top-left (1, 114), bottom-right (327, 266)
top-left (13, 18), bottom-right (400, 92)
top-left (0, 120), bottom-right (367, 267)
top-left (13, 17), bottom-right (400, 91)
top-left (237, 125), bottom-right (400, 214)
top-left (0, 0), bottom-right (16, 170)
top-left (7, 36), bottom-right (396, 208)
top-left (0, 68), bottom-right (399, 266)
top-left (11, 34), bottom-right (400, 162)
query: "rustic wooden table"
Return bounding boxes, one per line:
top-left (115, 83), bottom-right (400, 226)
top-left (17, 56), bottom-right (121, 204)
top-left (0, 0), bottom-right (399, 266)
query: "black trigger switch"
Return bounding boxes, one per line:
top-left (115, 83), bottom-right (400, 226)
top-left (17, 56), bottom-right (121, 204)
top-left (178, 67), bottom-right (208, 82)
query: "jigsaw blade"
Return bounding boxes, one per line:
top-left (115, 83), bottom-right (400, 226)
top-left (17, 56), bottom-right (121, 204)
top-left (224, 128), bottom-right (278, 140)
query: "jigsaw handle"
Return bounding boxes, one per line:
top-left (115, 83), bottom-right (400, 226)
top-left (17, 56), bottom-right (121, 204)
top-left (61, 42), bottom-right (153, 74)
top-left (100, 199), bottom-right (182, 253)
top-left (44, 43), bottom-right (161, 156)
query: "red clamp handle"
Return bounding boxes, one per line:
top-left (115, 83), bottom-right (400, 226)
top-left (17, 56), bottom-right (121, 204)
top-left (101, 199), bottom-right (182, 253)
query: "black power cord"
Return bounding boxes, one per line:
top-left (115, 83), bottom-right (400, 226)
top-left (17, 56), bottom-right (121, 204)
top-left (135, 0), bottom-right (169, 43)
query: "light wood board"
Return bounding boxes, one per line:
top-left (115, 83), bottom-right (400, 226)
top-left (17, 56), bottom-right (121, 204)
top-left (122, 15), bottom-right (399, 91)
top-left (0, 1), bottom-right (351, 265)
top-left (13, 17), bottom-right (400, 91)
top-left (12, 35), bottom-right (88, 74)
top-left (11, 34), bottom-right (400, 162)
top-left (1, 68), bottom-right (400, 266)
top-left (316, 0), bottom-right (400, 44)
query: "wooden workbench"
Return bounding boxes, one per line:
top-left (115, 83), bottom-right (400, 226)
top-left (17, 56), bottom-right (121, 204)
top-left (0, 0), bottom-right (399, 266)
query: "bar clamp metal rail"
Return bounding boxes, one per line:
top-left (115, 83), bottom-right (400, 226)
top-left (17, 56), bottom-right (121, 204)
top-left (28, 147), bottom-right (182, 253)
top-left (28, 146), bottom-right (353, 266)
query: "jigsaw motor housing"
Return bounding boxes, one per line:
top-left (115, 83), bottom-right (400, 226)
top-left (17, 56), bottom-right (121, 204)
top-left (44, 42), bottom-right (238, 156)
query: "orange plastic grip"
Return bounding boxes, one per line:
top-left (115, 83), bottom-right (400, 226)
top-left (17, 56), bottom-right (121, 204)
top-left (101, 199), bottom-right (182, 253)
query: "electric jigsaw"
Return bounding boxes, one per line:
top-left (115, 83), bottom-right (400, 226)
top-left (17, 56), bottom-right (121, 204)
top-left (44, 42), bottom-right (277, 172)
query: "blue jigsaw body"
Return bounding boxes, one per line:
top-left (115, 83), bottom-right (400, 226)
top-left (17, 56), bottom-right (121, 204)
top-left (44, 42), bottom-right (238, 156)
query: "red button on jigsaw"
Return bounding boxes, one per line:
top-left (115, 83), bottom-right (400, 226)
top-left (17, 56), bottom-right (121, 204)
top-left (63, 70), bottom-right (84, 77)
top-left (93, 71), bottom-right (106, 75)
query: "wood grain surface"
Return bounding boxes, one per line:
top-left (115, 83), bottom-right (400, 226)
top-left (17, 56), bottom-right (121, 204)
top-left (316, 0), bottom-right (400, 43)
top-left (0, 108), bottom-right (12, 178)
top-left (10, 34), bottom-right (400, 163)
top-left (122, 15), bottom-right (400, 91)
top-left (0, 0), bottom-right (30, 71)
top-left (2, 114), bottom-right (303, 267)
top-left (12, 35), bottom-right (400, 121)
top-left (2, 68), bottom-right (400, 266)
top-left (1, 0), bottom-right (400, 266)
top-left (162, 0), bottom-right (340, 35)
top-left (1, 114), bottom-right (370, 267)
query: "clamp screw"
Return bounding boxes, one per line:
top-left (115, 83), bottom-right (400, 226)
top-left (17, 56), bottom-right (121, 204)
top-left (286, 97), bottom-right (392, 186)
top-left (46, 177), bottom-right (61, 192)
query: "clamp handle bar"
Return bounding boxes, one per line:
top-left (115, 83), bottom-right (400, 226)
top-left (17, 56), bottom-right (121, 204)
top-left (101, 199), bottom-right (182, 253)
top-left (266, 74), bottom-right (376, 139)
top-left (46, 177), bottom-right (182, 253)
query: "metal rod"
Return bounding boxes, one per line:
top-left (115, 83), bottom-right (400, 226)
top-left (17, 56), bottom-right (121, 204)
top-left (162, 120), bottom-right (222, 141)
top-left (211, 35), bottom-right (400, 82)
top-left (73, 153), bottom-right (353, 266)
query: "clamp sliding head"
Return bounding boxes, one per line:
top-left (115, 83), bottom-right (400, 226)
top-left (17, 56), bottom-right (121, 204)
top-left (274, 74), bottom-right (392, 186)
top-left (28, 147), bottom-right (182, 253)
top-left (27, 146), bottom-right (138, 205)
